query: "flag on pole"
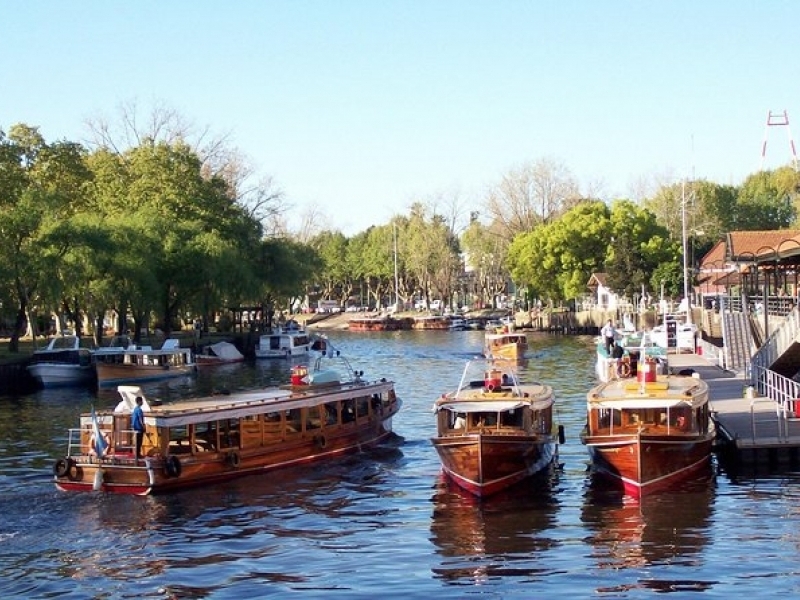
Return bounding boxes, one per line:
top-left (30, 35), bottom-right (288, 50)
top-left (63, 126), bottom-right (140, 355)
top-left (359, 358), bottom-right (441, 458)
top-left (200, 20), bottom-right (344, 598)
top-left (91, 406), bottom-right (108, 457)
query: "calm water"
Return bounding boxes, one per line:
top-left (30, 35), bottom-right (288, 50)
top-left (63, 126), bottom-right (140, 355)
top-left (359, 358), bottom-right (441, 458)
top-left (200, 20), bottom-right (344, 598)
top-left (2, 331), bottom-right (800, 598)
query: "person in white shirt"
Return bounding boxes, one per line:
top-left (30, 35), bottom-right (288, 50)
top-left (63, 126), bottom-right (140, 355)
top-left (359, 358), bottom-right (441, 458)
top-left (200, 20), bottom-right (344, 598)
top-left (601, 320), bottom-right (616, 354)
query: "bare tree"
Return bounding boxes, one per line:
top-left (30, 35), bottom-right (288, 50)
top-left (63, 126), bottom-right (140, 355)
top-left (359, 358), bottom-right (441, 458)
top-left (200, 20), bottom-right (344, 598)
top-left (84, 99), bottom-right (287, 232)
top-left (485, 157), bottom-right (580, 241)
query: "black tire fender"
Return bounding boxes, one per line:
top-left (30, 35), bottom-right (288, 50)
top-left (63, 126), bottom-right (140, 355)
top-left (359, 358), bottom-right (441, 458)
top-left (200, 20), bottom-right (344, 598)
top-left (164, 455), bottom-right (182, 478)
top-left (54, 457), bottom-right (74, 478)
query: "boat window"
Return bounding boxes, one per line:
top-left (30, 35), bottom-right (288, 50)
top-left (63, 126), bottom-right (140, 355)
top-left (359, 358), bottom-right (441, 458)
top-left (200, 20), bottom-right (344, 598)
top-left (451, 412), bottom-right (466, 429)
top-left (599, 408), bottom-right (622, 428)
top-left (264, 411), bottom-right (283, 439)
top-left (286, 409), bottom-right (302, 434)
top-left (195, 422), bottom-right (217, 451)
top-left (342, 400), bottom-right (356, 423)
top-left (471, 413), bottom-right (497, 428)
top-left (219, 419), bottom-right (240, 449)
top-left (305, 406), bottom-right (323, 431)
top-left (356, 396), bottom-right (369, 419)
top-left (500, 409), bottom-right (522, 428)
top-left (324, 402), bottom-right (338, 425)
top-left (241, 415), bottom-right (262, 447)
top-left (168, 424), bottom-right (192, 455)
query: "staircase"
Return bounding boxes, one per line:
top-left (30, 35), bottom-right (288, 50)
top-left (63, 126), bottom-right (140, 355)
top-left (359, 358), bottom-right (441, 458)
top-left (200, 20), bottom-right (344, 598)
top-left (722, 312), bottom-right (755, 373)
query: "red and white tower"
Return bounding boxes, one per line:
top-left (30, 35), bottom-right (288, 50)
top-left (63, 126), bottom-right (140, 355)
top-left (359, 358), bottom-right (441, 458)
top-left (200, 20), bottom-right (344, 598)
top-left (760, 110), bottom-right (798, 171)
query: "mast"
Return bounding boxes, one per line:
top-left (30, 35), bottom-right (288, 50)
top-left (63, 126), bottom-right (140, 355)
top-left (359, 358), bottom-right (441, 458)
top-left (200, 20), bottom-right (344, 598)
top-left (682, 180), bottom-right (692, 325)
top-left (393, 223), bottom-right (400, 310)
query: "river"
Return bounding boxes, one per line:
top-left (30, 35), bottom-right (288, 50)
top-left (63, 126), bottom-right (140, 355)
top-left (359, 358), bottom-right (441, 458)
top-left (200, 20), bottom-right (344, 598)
top-left (2, 330), bottom-right (800, 598)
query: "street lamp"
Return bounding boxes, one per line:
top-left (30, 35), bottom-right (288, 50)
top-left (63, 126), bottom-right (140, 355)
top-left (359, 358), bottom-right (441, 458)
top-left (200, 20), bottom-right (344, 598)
top-left (681, 180), bottom-right (692, 324)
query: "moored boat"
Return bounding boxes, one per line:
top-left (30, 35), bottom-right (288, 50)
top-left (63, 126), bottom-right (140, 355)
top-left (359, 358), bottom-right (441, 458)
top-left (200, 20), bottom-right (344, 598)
top-left (255, 319), bottom-right (314, 358)
top-left (412, 315), bottom-right (451, 330)
top-left (581, 359), bottom-right (714, 498)
top-left (348, 316), bottom-right (399, 331)
top-left (52, 344), bottom-right (402, 495)
top-left (94, 338), bottom-right (196, 386)
top-left (196, 341), bottom-right (245, 366)
top-left (431, 358), bottom-right (561, 497)
top-left (26, 334), bottom-right (94, 387)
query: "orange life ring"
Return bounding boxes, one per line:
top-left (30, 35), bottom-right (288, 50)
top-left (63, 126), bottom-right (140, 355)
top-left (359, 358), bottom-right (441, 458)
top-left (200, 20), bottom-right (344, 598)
top-left (618, 362), bottom-right (632, 378)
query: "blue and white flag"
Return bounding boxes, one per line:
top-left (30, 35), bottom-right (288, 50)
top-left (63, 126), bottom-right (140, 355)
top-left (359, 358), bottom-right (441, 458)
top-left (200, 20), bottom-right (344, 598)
top-left (91, 406), bottom-right (108, 457)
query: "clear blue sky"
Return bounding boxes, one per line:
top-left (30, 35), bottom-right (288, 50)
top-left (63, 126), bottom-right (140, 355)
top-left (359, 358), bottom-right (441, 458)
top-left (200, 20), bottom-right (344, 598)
top-left (2, 1), bottom-right (799, 234)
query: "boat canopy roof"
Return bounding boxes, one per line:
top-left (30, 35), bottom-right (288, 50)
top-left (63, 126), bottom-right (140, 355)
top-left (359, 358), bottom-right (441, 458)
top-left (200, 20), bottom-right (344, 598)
top-left (207, 341), bottom-right (244, 360)
top-left (437, 400), bottom-right (527, 413)
top-left (590, 398), bottom-right (698, 410)
top-left (103, 380), bottom-right (394, 428)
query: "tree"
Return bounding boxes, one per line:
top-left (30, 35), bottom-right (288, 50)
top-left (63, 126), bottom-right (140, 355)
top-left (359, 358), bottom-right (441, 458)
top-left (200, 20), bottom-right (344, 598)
top-left (735, 168), bottom-right (798, 230)
top-left (507, 200), bottom-right (611, 303)
top-left (485, 157), bottom-right (581, 242)
top-left (604, 200), bottom-right (677, 299)
top-left (0, 124), bottom-right (93, 351)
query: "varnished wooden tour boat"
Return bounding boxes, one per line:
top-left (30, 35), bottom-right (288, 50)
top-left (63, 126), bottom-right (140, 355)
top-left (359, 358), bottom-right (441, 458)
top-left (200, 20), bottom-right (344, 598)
top-left (348, 316), bottom-right (399, 331)
top-left (581, 358), bottom-right (714, 498)
top-left (53, 347), bottom-right (402, 495)
top-left (412, 315), bottom-right (451, 330)
top-left (94, 338), bottom-right (196, 386)
top-left (483, 327), bottom-right (528, 361)
top-left (431, 358), bottom-right (561, 497)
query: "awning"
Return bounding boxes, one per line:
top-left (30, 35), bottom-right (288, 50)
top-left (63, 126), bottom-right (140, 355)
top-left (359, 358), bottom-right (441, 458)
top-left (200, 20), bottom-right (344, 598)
top-left (591, 398), bottom-right (694, 410)
top-left (437, 400), bottom-right (526, 413)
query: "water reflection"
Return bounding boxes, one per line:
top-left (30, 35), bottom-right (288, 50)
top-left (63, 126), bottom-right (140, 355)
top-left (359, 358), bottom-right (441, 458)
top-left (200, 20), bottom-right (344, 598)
top-left (429, 473), bottom-right (561, 584)
top-left (581, 467), bottom-right (715, 572)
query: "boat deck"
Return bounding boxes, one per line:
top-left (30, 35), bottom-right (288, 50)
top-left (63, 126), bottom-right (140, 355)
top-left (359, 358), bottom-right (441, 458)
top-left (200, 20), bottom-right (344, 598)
top-left (667, 354), bottom-right (800, 467)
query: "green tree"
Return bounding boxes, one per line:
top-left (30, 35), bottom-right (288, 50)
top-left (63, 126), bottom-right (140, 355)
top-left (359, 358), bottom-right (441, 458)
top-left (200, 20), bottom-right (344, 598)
top-left (604, 200), bottom-right (677, 299)
top-left (0, 124), bottom-right (93, 351)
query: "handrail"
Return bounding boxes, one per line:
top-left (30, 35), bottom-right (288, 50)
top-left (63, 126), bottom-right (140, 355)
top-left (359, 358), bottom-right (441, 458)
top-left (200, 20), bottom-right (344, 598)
top-left (750, 364), bottom-right (800, 440)
top-left (749, 397), bottom-right (784, 441)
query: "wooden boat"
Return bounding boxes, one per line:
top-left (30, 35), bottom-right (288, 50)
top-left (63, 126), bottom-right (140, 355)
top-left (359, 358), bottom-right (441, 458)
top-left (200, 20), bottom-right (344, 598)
top-left (483, 327), bottom-right (528, 360)
top-left (431, 358), bottom-right (561, 497)
top-left (52, 344), bottom-right (402, 495)
top-left (26, 334), bottom-right (94, 387)
top-left (195, 341), bottom-right (245, 366)
top-left (348, 316), bottom-right (398, 331)
top-left (254, 319), bottom-right (314, 359)
top-left (412, 315), bottom-right (451, 330)
top-left (94, 338), bottom-right (196, 386)
top-left (581, 358), bottom-right (714, 498)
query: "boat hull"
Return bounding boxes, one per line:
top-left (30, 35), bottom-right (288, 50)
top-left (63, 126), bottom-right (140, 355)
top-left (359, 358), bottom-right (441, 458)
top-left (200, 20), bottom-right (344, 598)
top-left (485, 342), bottom-right (527, 361)
top-left (431, 433), bottom-right (556, 497)
top-left (96, 363), bottom-right (196, 386)
top-left (54, 378), bottom-right (402, 495)
top-left (27, 363), bottom-right (95, 387)
top-left (54, 421), bottom-right (398, 495)
top-left (584, 433), bottom-right (714, 497)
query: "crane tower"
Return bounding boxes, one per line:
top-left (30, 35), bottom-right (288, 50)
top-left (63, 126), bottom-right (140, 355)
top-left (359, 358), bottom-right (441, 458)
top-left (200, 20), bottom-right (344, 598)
top-left (760, 110), bottom-right (798, 171)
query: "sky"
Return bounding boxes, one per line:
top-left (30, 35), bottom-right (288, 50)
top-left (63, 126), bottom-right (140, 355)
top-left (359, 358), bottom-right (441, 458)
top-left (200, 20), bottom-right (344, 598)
top-left (2, 1), bottom-right (800, 235)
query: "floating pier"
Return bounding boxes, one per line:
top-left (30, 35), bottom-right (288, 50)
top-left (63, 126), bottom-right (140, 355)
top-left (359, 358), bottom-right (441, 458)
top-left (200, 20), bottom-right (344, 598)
top-left (667, 354), bottom-right (800, 471)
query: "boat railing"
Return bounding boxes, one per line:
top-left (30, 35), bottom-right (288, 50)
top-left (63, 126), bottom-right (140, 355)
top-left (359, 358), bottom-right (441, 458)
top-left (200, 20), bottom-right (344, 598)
top-left (65, 427), bottom-right (139, 460)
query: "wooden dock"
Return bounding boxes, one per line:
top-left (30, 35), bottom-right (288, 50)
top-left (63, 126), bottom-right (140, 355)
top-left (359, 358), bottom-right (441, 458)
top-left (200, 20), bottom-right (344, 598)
top-left (667, 353), bottom-right (800, 469)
